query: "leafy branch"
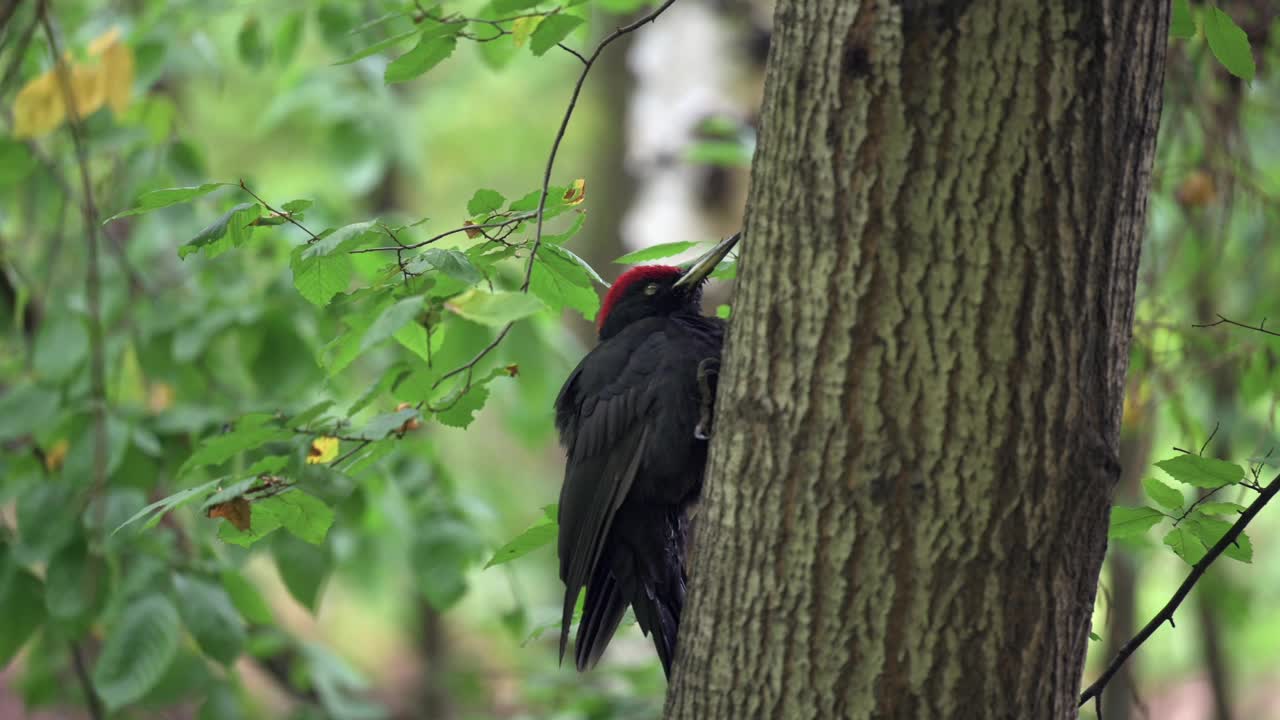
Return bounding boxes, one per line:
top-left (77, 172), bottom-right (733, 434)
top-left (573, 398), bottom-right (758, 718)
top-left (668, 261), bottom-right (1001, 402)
top-left (419, 0), bottom-right (679, 399)
top-left (1081, 472), bottom-right (1280, 709)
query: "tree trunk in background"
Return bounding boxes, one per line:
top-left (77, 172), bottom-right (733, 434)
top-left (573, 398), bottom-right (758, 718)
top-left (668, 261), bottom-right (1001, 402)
top-left (666, 2), bottom-right (1168, 718)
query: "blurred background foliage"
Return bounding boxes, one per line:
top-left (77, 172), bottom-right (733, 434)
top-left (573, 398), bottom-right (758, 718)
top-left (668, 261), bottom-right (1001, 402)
top-left (0, 1), bottom-right (1275, 719)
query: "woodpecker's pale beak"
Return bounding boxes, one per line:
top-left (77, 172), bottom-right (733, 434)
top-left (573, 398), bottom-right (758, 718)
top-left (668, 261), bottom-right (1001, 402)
top-left (673, 232), bottom-right (741, 289)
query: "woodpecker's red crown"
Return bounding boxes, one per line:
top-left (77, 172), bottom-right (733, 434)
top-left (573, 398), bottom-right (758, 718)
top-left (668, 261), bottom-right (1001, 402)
top-left (597, 265), bottom-right (683, 332)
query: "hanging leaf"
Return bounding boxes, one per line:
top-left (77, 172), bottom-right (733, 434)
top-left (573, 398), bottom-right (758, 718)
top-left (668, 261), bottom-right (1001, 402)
top-left (530, 15), bottom-right (583, 56)
top-left (179, 202), bottom-right (261, 259)
top-left (91, 595), bottom-right (181, 710)
top-left (445, 289), bottom-right (547, 326)
top-left (105, 183), bottom-right (232, 223)
top-left (1142, 476), bottom-right (1184, 511)
top-left (1203, 7), bottom-right (1256, 82)
top-left (485, 508), bottom-right (558, 568)
top-left (1155, 455), bottom-right (1244, 489)
top-left (1108, 505), bottom-right (1164, 540)
top-left (385, 25), bottom-right (462, 83)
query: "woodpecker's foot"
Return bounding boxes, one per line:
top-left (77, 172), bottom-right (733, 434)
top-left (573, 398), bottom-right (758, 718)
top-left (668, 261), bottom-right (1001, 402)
top-left (694, 358), bottom-right (720, 440)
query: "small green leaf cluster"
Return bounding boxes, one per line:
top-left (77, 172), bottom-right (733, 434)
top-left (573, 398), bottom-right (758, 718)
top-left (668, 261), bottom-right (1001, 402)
top-left (1109, 454), bottom-right (1253, 565)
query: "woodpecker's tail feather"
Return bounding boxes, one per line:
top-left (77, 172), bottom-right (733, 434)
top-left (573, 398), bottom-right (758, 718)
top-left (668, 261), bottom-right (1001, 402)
top-left (574, 560), bottom-right (628, 671)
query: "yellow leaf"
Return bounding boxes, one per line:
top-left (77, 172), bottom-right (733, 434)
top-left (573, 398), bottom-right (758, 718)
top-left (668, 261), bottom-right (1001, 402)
top-left (11, 28), bottom-right (132, 139)
top-left (562, 178), bottom-right (586, 206)
top-left (147, 382), bottom-right (175, 414)
top-left (512, 17), bottom-right (543, 47)
top-left (308, 436), bottom-right (339, 464)
top-left (89, 28), bottom-right (134, 114)
top-left (13, 69), bottom-right (66, 139)
top-left (70, 62), bottom-right (107, 118)
top-left (45, 438), bottom-right (70, 471)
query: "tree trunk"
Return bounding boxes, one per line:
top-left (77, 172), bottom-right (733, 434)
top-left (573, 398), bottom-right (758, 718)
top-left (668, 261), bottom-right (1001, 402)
top-left (666, 3), bottom-right (1168, 719)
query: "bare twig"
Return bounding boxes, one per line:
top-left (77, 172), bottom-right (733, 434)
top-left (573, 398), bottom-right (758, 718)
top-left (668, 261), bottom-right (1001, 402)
top-left (1079, 473), bottom-right (1280, 708)
top-left (1193, 313), bottom-right (1280, 338)
top-left (39, 3), bottom-right (108, 518)
top-left (1199, 421), bottom-right (1219, 456)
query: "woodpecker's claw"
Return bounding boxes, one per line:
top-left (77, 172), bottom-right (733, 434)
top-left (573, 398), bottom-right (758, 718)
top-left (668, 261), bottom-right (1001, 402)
top-left (694, 358), bottom-right (720, 440)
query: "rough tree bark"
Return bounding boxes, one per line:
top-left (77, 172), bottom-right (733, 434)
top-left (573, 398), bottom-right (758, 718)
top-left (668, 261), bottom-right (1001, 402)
top-left (666, 2), bottom-right (1168, 719)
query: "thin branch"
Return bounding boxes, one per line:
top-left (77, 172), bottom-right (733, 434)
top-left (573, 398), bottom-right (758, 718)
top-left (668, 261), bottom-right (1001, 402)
top-left (1193, 313), bottom-right (1280, 338)
top-left (1079, 472), bottom-right (1280, 708)
top-left (238, 180), bottom-right (321, 242)
top-left (1198, 421), bottom-right (1219, 456)
top-left (403, 0), bottom-right (679, 400)
top-left (350, 212), bottom-right (536, 254)
top-left (70, 642), bottom-right (104, 720)
top-left (521, 0), bottom-right (679, 293)
top-left (38, 3), bottom-right (108, 519)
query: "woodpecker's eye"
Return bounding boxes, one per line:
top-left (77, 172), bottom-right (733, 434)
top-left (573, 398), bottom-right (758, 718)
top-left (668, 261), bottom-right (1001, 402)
top-left (644, 283), bottom-right (659, 296)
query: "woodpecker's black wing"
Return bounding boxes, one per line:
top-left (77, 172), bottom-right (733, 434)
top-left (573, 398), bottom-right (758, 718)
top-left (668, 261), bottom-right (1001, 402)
top-left (553, 326), bottom-right (670, 667)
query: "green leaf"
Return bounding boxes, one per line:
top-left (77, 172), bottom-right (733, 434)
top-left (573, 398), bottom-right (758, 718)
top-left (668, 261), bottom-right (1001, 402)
top-left (716, 304), bottom-right (731, 319)
top-left (92, 595), bottom-right (181, 710)
top-left (180, 202), bottom-right (261, 259)
top-left (237, 17), bottom-right (267, 68)
top-left (1195, 501), bottom-right (1246, 516)
top-left (105, 182), bottom-right (232, 223)
top-left (436, 385), bottom-right (489, 429)
top-left (1170, 0), bottom-right (1195, 38)
top-left (34, 316), bottom-right (89, 382)
top-left (1088, 630), bottom-right (1101, 642)
top-left (0, 385), bottom-right (59, 442)
top-left (485, 513), bottom-right (557, 568)
top-left (113, 478), bottom-right (222, 535)
top-left (0, 563), bottom-right (45, 667)
top-left (361, 296), bottom-right (424, 353)
top-left (0, 138), bottom-right (36, 186)
top-left (413, 518), bottom-right (482, 610)
top-left (274, 490), bottom-right (335, 544)
top-left (530, 15), bottom-right (583, 56)
top-left (180, 414), bottom-right (294, 476)
top-left (1203, 7), bottom-right (1256, 82)
top-left (529, 244), bottom-right (600, 321)
top-left (385, 26), bottom-right (461, 83)
top-left (354, 407), bottom-right (420, 440)
top-left (1162, 526), bottom-right (1207, 565)
top-left (288, 400), bottom-right (335, 428)
top-left (1142, 476), bottom-right (1184, 511)
top-left (1155, 455), bottom-right (1244, 489)
top-left (174, 574), bottom-right (245, 665)
top-left (493, 0), bottom-right (545, 12)
top-left (15, 481), bottom-right (77, 563)
top-left (420, 248), bottom-right (483, 285)
top-left (467, 189), bottom-right (506, 216)
top-left (44, 539), bottom-right (100, 626)
top-left (276, 12), bottom-right (306, 65)
top-left (615, 240), bottom-right (700, 264)
top-left (543, 210), bottom-right (587, 246)
top-left (1108, 505), bottom-right (1164, 540)
top-left (303, 220), bottom-right (379, 258)
top-left (685, 139), bottom-right (753, 167)
top-left (446, 289), bottom-right (547, 326)
top-left (221, 569), bottom-right (274, 625)
top-left (333, 28), bottom-right (418, 65)
top-left (291, 243), bottom-right (354, 306)
top-left (1186, 516), bottom-right (1252, 563)
top-left (273, 533), bottom-right (330, 612)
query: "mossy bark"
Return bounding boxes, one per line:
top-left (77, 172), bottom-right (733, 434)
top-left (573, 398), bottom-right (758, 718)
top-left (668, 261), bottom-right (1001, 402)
top-left (665, 2), bottom-right (1168, 718)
